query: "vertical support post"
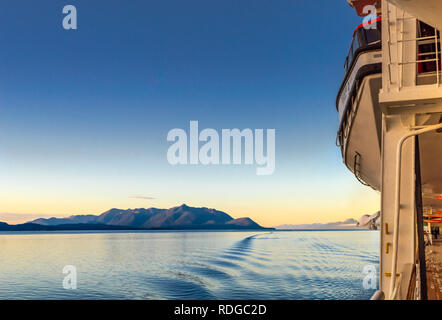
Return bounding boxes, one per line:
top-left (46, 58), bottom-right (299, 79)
top-left (435, 29), bottom-right (440, 86)
top-left (414, 135), bottom-right (428, 300)
top-left (380, 115), bottom-right (416, 299)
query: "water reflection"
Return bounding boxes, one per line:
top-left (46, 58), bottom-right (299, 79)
top-left (0, 230), bottom-right (379, 300)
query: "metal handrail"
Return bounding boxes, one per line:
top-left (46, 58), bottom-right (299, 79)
top-left (399, 58), bottom-right (438, 65)
top-left (397, 35), bottom-right (438, 43)
top-left (391, 273), bottom-right (403, 300)
top-left (385, 5), bottom-right (440, 89)
top-left (353, 152), bottom-right (370, 187)
top-left (370, 290), bottom-right (385, 300)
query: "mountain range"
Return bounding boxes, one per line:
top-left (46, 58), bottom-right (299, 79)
top-left (0, 204), bottom-right (271, 231)
top-left (274, 218), bottom-right (359, 230)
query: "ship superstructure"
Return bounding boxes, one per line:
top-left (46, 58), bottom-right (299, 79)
top-left (339, 0), bottom-right (442, 299)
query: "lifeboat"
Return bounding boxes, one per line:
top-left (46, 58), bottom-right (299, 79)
top-left (336, 18), bottom-right (383, 190)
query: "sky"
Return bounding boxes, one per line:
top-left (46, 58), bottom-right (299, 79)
top-left (0, 0), bottom-right (380, 226)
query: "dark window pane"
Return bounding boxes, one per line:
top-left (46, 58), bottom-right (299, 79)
top-left (365, 29), bottom-right (381, 44)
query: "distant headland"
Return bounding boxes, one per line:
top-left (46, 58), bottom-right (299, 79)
top-left (0, 204), bottom-right (273, 231)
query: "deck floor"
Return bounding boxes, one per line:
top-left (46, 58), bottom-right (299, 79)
top-left (426, 240), bottom-right (442, 300)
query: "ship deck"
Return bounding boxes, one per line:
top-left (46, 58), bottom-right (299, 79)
top-left (426, 240), bottom-right (442, 300)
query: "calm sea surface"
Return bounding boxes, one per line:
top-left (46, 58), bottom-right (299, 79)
top-left (0, 230), bottom-right (379, 300)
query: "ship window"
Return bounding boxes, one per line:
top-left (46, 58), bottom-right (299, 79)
top-left (339, 19), bottom-right (382, 124)
top-left (344, 22), bottom-right (382, 75)
top-left (352, 36), bottom-right (360, 55)
top-left (365, 27), bottom-right (381, 45)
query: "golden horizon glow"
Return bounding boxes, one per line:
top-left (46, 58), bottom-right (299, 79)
top-left (0, 181), bottom-right (379, 227)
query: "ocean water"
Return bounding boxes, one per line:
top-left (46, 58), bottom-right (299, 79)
top-left (0, 230), bottom-right (379, 300)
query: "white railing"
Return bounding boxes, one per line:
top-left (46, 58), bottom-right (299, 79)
top-left (385, 4), bottom-right (440, 90)
top-left (370, 290), bottom-right (385, 300)
top-left (391, 273), bottom-right (403, 299)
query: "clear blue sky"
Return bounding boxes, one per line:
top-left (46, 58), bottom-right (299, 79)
top-left (0, 0), bottom-right (379, 225)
